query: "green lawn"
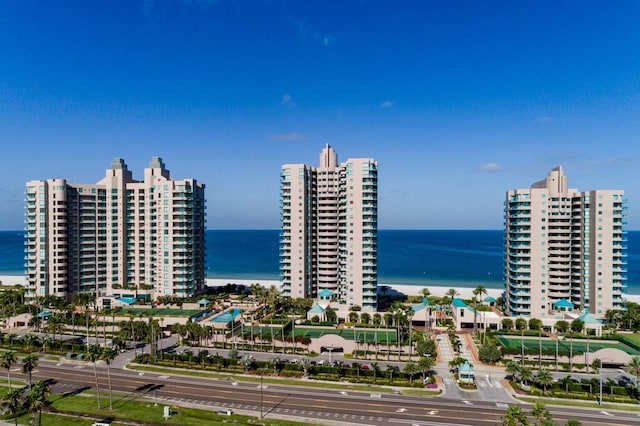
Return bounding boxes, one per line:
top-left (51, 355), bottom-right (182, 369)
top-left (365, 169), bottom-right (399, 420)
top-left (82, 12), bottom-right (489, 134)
top-left (4, 389), bottom-right (312, 425)
top-left (618, 333), bottom-right (640, 348)
top-left (497, 336), bottom-right (640, 355)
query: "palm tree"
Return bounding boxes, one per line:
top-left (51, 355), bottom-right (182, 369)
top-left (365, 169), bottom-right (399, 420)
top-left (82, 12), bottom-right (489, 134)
top-left (22, 354), bottom-right (39, 390)
top-left (27, 380), bottom-right (50, 426)
top-left (403, 361), bottom-right (419, 385)
top-left (535, 368), bottom-right (554, 393)
top-left (239, 354), bottom-right (253, 373)
top-left (1, 386), bottom-right (25, 426)
top-left (624, 356), bottom-right (640, 386)
top-left (1, 351), bottom-right (17, 389)
top-left (300, 356), bottom-right (311, 377)
top-left (505, 360), bottom-right (521, 382)
top-left (371, 362), bottom-right (381, 384)
top-left (101, 347), bottom-right (117, 410)
top-left (531, 401), bottom-right (551, 425)
top-left (86, 344), bottom-right (102, 408)
top-left (22, 333), bottom-right (35, 353)
top-left (418, 356), bottom-right (435, 381)
top-left (446, 288), bottom-right (459, 316)
top-left (502, 405), bottom-right (529, 426)
top-left (472, 285), bottom-right (487, 336)
top-left (519, 366), bottom-right (533, 386)
top-left (268, 355), bottom-right (279, 375)
top-left (386, 364), bottom-right (400, 385)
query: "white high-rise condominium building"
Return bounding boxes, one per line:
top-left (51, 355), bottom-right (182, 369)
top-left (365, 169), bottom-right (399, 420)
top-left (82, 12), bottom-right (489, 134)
top-left (25, 157), bottom-right (206, 303)
top-left (280, 145), bottom-right (378, 311)
top-left (505, 166), bottom-right (627, 319)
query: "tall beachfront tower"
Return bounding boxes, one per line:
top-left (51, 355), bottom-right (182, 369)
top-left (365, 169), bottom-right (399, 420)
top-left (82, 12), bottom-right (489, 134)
top-left (280, 145), bottom-right (378, 311)
top-left (504, 166), bottom-right (626, 319)
top-left (24, 157), bottom-right (206, 303)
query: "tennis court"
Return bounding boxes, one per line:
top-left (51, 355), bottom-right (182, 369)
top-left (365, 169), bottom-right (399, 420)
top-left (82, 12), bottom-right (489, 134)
top-left (497, 336), bottom-right (640, 355)
top-left (293, 327), bottom-right (398, 342)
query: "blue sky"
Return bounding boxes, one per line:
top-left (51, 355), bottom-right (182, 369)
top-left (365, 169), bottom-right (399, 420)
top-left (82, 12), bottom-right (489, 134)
top-left (1, 0), bottom-right (639, 230)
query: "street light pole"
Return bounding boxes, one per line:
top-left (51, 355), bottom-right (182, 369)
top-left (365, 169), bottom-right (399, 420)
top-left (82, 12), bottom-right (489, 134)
top-left (599, 362), bottom-right (603, 405)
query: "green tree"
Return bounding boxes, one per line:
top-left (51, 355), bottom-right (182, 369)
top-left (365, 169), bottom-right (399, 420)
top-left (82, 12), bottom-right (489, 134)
top-left (528, 318), bottom-right (542, 331)
top-left (418, 356), bottom-right (435, 381)
top-left (515, 318), bottom-right (527, 330)
top-left (371, 362), bottom-right (381, 383)
top-left (1, 386), bottom-right (24, 426)
top-left (478, 344), bottom-right (502, 364)
top-left (22, 354), bottom-right (39, 390)
top-left (570, 318), bottom-right (584, 334)
top-left (325, 308), bottom-right (337, 323)
top-left (472, 285), bottom-right (488, 335)
top-left (502, 405), bottom-right (529, 426)
top-left (372, 313), bottom-right (382, 326)
top-left (535, 368), bottom-right (554, 394)
top-left (239, 354), bottom-right (253, 373)
top-left (300, 357), bottom-right (311, 377)
top-left (101, 347), bottom-right (118, 410)
top-left (555, 320), bottom-right (570, 334)
top-left (415, 338), bottom-right (436, 356)
top-left (624, 356), bottom-right (640, 386)
top-left (519, 366), bottom-right (533, 385)
top-left (1, 351), bottom-right (17, 389)
top-left (501, 318), bottom-right (514, 330)
top-left (506, 360), bottom-right (521, 382)
top-left (386, 364), bottom-right (400, 384)
top-left (86, 344), bottom-right (102, 409)
top-left (531, 401), bottom-right (552, 425)
top-left (565, 420), bottom-right (581, 426)
top-left (403, 361), bottom-right (419, 385)
top-left (27, 380), bottom-right (50, 426)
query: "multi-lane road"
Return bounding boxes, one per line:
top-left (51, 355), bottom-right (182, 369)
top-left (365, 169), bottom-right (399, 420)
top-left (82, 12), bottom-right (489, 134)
top-left (30, 360), bottom-right (640, 426)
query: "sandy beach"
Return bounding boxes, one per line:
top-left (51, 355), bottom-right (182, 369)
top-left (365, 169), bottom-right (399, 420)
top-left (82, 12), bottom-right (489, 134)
top-left (2, 274), bottom-right (638, 304)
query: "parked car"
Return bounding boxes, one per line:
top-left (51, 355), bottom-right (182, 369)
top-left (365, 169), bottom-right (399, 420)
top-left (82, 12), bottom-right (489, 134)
top-left (361, 365), bottom-right (369, 370)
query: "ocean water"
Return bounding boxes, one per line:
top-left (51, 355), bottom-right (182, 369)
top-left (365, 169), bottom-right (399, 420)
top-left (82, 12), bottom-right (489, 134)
top-left (2, 230), bottom-right (639, 295)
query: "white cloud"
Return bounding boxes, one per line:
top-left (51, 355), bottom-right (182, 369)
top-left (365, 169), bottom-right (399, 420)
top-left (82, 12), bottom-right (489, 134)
top-left (379, 100), bottom-right (393, 109)
top-left (281, 93), bottom-right (296, 108)
top-left (270, 132), bottom-right (305, 142)
top-left (477, 163), bottom-right (502, 172)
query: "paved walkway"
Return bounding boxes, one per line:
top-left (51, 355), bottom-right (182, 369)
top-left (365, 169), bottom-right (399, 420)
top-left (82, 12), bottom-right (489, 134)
top-left (432, 332), bottom-right (516, 404)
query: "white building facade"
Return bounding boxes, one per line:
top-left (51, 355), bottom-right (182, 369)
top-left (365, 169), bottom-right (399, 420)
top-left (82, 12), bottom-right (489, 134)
top-left (280, 145), bottom-right (378, 311)
top-left (505, 166), bottom-right (626, 319)
top-left (25, 157), bottom-right (206, 302)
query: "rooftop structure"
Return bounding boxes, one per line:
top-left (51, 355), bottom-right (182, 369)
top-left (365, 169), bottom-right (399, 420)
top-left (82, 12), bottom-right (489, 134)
top-left (280, 145), bottom-right (378, 311)
top-left (504, 166), bottom-right (626, 319)
top-left (25, 157), bottom-right (206, 304)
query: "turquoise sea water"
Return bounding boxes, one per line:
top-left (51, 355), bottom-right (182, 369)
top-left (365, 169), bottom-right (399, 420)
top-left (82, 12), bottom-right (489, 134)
top-left (1, 230), bottom-right (639, 294)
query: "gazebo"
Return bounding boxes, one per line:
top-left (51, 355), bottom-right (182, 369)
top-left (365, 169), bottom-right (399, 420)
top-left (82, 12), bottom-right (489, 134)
top-left (484, 296), bottom-right (496, 307)
top-left (197, 298), bottom-right (212, 309)
top-left (307, 302), bottom-right (327, 322)
top-left (552, 299), bottom-right (574, 313)
top-left (459, 361), bottom-right (475, 383)
top-left (576, 311), bottom-right (603, 337)
top-left (318, 289), bottom-right (335, 303)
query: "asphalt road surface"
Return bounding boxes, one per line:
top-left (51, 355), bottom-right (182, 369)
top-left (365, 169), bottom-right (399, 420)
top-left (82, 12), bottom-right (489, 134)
top-left (28, 360), bottom-right (640, 426)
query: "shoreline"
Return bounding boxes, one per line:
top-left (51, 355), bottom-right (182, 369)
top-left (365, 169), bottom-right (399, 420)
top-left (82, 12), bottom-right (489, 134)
top-left (2, 273), bottom-right (638, 304)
